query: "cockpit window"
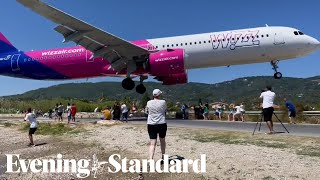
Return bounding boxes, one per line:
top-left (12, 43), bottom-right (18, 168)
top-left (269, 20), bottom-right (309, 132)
top-left (298, 31), bottom-right (304, 35)
top-left (294, 31), bottom-right (299, 35)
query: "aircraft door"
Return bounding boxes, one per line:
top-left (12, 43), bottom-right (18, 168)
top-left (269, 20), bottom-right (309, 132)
top-left (274, 32), bottom-right (285, 45)
top-left (11, 54), bottom-right (21, 71)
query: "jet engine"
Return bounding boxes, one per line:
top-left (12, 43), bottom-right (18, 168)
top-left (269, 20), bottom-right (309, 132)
top-left (148, 49), bottom-right (186, 76)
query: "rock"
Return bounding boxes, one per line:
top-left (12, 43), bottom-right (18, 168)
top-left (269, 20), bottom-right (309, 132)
top-left (96, 120), bottom-right (120, 126)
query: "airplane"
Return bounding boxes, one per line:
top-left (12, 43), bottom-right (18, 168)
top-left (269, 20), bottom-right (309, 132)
top-left (0, 0), bottom-right (319, 94)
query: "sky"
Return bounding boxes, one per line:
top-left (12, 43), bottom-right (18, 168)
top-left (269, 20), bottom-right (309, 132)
top-left (0, 0), bottom-right (319, 96)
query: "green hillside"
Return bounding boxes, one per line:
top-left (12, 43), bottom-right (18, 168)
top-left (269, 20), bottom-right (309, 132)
top-left (3, 76), bottom-right (320, 110)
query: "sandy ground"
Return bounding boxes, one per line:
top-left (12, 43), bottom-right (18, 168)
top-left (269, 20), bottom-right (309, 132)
top-left (0, 121), bottom-right (320, 180)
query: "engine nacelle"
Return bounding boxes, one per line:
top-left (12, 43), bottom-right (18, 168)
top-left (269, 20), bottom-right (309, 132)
top-left (161, 72), bottom-right (188, 85)
top-left (148, 49), bottom-right (185, 76)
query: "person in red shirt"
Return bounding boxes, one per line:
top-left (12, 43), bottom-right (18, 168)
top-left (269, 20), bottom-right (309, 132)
top-left (71, 103), bottom-right (77, 122)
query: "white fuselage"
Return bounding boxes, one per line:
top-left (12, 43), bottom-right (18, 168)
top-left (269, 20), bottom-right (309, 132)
top-left (147, 26), bottom-right (320, 69)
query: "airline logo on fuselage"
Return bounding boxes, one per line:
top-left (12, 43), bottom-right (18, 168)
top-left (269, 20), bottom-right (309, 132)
top-left (210, 30), bottom-right (260, 50)
top-left (0, 55), bottom-right (11, 61)
top-left (41, 48), bottom-right (85, 56)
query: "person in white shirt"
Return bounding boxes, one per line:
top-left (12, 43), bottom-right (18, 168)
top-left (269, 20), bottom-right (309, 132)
top-left (260, 85), bottom-right (276, 134)
top-left (121, 103), bottom-right (129, 123)
top-left (24, 108), bottom-right (38, 146)
top-left (146, 89), bottom-right (167, 160)
top-left (233, 104), bottom-right (243, 121)
top-left (66, 103), bottom-right (72, 124)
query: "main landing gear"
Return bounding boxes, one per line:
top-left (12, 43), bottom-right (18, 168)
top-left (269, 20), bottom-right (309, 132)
top-left (121, 76), bottom-right (147, 94)
top-left (271, 60), bottom-right (282, 79)
top-left (122, 77), bottom-right (135, 90)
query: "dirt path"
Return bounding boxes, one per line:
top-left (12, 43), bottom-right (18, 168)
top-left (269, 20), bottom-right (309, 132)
top-left (0, 122), bottom-right (320, 180)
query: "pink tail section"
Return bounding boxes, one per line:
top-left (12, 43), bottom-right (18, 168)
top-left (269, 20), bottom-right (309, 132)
top-left (0, 32), bottom-right (17, 53)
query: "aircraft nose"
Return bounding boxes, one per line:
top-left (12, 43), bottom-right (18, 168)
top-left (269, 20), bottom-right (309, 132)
top-left (306, 36), bottom-right (320, 48)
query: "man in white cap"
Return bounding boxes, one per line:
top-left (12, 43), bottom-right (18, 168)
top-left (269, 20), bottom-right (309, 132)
top-left (146, 89), bottom-right (167, 160)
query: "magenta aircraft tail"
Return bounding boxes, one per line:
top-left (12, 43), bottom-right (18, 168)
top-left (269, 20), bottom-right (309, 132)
top-left (0, 32), bottom-right (17, 53)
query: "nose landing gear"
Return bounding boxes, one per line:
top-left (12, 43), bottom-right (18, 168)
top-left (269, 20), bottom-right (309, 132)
top-left (271, 60), bottom-right (282, 79)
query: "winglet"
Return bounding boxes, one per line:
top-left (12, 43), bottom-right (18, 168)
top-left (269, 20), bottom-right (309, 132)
top-left (0, 32), bottom-right (17, 53)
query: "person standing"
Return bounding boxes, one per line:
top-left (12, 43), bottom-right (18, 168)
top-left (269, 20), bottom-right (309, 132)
top-left (121, 103), bottom-right (129, 123)
top-left (146, 89), bottom-right (167, 161)
top-left (24, 108), bottom-right (38, 147)
top-left (54, 103), bottom-right (59, 121)
top-left (228, 103), bottom-right (235, 121)
top-left (112, 102), bottom-right (121, 120)
top-left (181, 103), bottom-right (188, 119)
top-left (66, 103), bottom-right (72, 124)
top-left (203, 104), bottom-right (209, 120)
top-left (260, 85), bottom-right (276, 134)
top-left (71, 103), bottom-right (77, 122)
top-left (57, 103), bottom-right (64, 121)
top-left (284, 98), bottom-right (297, 124)
top-left (233, 104), bottom-right (243, 121)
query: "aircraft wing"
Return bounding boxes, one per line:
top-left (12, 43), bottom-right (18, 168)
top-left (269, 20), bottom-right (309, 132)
top-left (17, 0), bottom-right (149, 72)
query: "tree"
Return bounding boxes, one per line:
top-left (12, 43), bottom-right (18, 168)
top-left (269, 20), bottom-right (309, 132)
top-left (141, 93), bottom-right (151, 108)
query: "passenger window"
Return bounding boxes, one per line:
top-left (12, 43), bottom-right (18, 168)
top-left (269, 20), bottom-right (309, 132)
top-left (185, 43), bottom-right (188, 45)
top-left (171, 44), bottom-right (174, 47)
top-left (194, 42), bottom-right (197, 44)
top-left (181, 43), bottom-right (183, 46)
top-left (199, 41), bottom-right (201, 44)
top-left (256, 35), bottom-right (259, 38)
top-left (176, 44), bottom-right (179, 46)
top-left (208, 40), bottom-right (211, 43)
top-left (156, 46), bottom-right (158, 49)
top-left (204, 41), bottom-right (206, 43)
top-left (266, 34), bottom-right (269, 37)
top-left (261, 35), bottom-right (264, 38)
top-left (167, 45), bottom-right (169, 47)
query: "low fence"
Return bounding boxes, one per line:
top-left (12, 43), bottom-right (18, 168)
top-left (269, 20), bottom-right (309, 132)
top-left (0, 111), bottom-right (319, 119)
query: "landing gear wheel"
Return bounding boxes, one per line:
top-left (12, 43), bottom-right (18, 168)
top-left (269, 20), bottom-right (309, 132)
top-left (270, 60), bottom-right (282, 79)
top-left (136, 84), bottom-right (146, 94)
top-left (122, 78), bottom-right (135, 90)
top-left (274, 72), bottom-right (282, 79)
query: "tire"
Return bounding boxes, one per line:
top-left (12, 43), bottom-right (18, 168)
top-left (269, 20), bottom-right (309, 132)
top-left (136, 84), bottom-right (146, 94)
top-left (274, 72), bottom-right (282, 79)
top-left (122, 78), bottom-right (135, 90)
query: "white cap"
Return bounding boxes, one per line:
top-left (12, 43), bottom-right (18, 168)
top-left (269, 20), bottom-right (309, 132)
top-left (152, 89), bottom-right (162, 96)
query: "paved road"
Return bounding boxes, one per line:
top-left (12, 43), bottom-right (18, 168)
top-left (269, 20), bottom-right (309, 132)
top-left (130, 119), bottom-right (320, 137)
top-left (2, 117), bottom-right (320, 137)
